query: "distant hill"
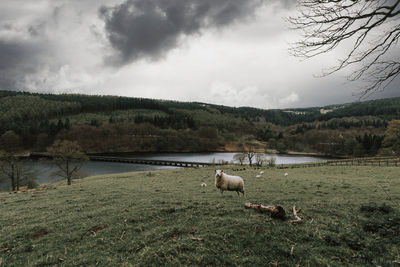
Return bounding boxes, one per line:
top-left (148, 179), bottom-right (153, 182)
top-left (0, 90), bottom-right (398, 156)
top-left (1, 90), bottom-right (400, 125)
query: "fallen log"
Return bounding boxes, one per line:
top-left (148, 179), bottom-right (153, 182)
top-left (244, 202), bottom-right (286, 220)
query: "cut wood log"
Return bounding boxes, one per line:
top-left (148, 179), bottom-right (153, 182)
top-left (244, 202), bottom-right (286, 219)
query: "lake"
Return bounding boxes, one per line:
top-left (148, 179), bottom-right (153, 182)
top-left (126, 152), bottom-right (328, 165)
top-left (0, 152), bottom-right (328, 190)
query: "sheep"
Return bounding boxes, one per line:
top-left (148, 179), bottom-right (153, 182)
top-left (260, 171), bottom-right (264, 174)
top-left (255, 175), bottom-right (261, 178)
top-left (284, 172), bottom-right (288, 177)
top-left (201, 183), bottom-right (207, 187)
top-left (215, 170), bottom-right (245, 196)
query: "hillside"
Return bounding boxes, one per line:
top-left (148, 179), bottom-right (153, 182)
top-left (0, 166), bottom-right (399, 266)
top-left (0, 90), bottom-right (399, 156)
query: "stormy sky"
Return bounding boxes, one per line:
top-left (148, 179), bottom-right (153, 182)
top-left (0, 0), bottom-right (399, 109)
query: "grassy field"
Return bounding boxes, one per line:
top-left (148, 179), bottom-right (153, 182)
top-left (1, 166), bottom-right (399, 266)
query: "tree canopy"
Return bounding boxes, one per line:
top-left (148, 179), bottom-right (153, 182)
top-left (382, 119), bottom-right (400, 155)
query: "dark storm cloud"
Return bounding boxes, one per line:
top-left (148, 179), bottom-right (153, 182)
top-left (0, 38), bottom-right (49, 90)
top-left (100, 0), bottom-right (274, 65)
top-left (0, 0), bottom-right (296, 92)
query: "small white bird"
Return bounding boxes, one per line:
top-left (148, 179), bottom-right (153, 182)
top-left (284, 172), bottom-right (288, 176)
top-left (201, 183), bottom-right (207, 187)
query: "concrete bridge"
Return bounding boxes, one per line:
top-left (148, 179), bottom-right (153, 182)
top-left (29, 153), bottom-right (221, 168)
top-left (88, 155), bottom-right (219, 167)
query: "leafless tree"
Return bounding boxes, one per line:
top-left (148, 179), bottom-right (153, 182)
top-left (288, 0), bottom-right (400, 97)
top-left (246, 150), bottom-right (256, 167)
top-left (47, 140), bottom-right (88, 185)
top-left (255, 153), bottom-right (266, 167)
top-left (233, 153), bottom-right (246, 165)
top-left (0, 151), bottom-right (20, 191)
top-left (0, 151), bottom-right (38, 191)
top-left (266, 156), bottom-right (277, 167)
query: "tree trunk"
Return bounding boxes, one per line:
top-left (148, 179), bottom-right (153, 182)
top-left (67, 160), bottom-right (71, 185)
top-left (247, 153), bottom-right (253, 166)
top-left (16, 167), bottom-right (20, 191)
top-left (11, 163), bottom-right (16, 191)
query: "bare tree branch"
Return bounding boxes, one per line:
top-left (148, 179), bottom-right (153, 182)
top-left (288, 0), bottom-right (400, 97)
top-left (47, 140), bottom-right (88, 185)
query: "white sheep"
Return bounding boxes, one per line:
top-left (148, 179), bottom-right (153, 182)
top-left (260, 171), bottom-right (264, 174)
top-left (201, 183), bottom-right (207, 187)
top-left (284, 172), bottom-right (288, 177)
top-left (215, 170), bottom-right (245, 196)
top-left (255, 175), bottom-right (261, 178)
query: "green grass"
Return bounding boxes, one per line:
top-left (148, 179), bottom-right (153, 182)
top-left (1, 166), bottom-right (400, 266)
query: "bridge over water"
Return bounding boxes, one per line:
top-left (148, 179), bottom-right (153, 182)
top-left (88, 155), bottom-right (220, 167)
top-left (29, 153), bottom-right (221, 168)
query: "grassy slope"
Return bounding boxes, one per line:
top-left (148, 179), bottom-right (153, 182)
top-left (1, 166), bottom-right (399, 266)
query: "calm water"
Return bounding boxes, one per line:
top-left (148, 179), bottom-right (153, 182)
top-left (0, 152), bottom-right (328, 189)
top-left (127, 152), bottom-right (327, 165)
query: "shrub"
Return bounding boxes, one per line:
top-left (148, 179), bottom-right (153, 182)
top-left (266, 156), bottom-right (276, 167)
top-left (25, 179), bottom-right (39, 189)
top-left (255, 153), bottom-right (266, 166)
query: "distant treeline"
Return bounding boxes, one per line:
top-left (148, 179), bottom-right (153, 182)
top-left (0, 90), bottom-right (398, 156)
top-left (2, 90), bottom-right (400, 126)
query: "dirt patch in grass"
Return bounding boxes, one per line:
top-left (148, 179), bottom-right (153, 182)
top-left (360, 203), bottom-right (394, 214)
top-left (360, 203), bottom-right (400, 239)
top-left (28, 229), bottom-right (49, 239)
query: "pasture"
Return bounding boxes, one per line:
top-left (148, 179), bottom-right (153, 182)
top-left (0, 166), bottom-right (399, 266)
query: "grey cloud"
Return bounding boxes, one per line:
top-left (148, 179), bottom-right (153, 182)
top-left (0, 1), bottom-right (107, 92)
top-left (0, 38), bottom-right (50, 90)
top-left (100, 0), bottom-right (267, 65)
top-left (279, 0), bottom-right (296, 9)
top-left (0, 0), bottom-right (296, 92)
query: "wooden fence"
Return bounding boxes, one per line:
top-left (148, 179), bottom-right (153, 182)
top-left (28, 152), bottom-right (400, 169)
top-left (277, 156), bottom-right (400, 169)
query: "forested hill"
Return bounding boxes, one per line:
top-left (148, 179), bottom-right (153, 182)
top-left (1, 90), bottom-right (399, 125)
top-left (0, 90), bottom-right (399, 156)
